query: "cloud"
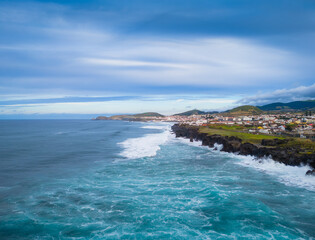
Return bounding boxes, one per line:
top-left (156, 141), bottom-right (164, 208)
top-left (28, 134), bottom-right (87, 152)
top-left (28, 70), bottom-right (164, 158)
top-left (238, 83), bottom-right (315, 106)
top-left (0, 1), bottom-right (314, 96)
top-left (80, 58), bottom-right (192, 69)
top-left (0, 34), bottom-right (304, 94)
top-left (94, 38), bottom-right (302, 87)
top-left (0, 95), bottom-right (238, 115)
top-left (0, 96), bottom-right (139, 106)
top-left (1, 0), bottom-right (315, 116)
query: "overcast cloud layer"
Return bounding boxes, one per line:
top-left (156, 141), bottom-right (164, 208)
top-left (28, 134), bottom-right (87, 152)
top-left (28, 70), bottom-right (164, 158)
top-left (0, 0), bottom-right (314, 116)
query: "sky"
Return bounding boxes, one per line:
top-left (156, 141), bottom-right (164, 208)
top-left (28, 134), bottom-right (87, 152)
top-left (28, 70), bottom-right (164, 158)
top-left (0, 0), bottom-right (315, 118)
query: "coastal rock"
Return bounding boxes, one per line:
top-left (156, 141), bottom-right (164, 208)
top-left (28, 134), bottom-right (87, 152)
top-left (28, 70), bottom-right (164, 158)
top-left (261, 138), bottom-right (288, 146)
top-left (221, 136), bottom-right (242, 153)
top-left (171, 124), bottom-right (315, 173)
top-left (239, 143), bottom-right (259, 156)
top-left (306, 170), bottom-right (315, 176)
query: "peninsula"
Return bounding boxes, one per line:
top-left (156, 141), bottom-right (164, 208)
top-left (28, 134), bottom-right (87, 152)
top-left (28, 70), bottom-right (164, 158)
top-left (94, 100), bottom-right (315, 174)
top-left (94, 112), bottom-right (164, 121)
top-left (171, 123), bottom-right (315, 175)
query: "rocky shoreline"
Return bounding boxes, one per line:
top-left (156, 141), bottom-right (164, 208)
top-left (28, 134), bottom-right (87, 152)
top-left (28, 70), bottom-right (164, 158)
top-left (171, 124), bottom-right (315, 175)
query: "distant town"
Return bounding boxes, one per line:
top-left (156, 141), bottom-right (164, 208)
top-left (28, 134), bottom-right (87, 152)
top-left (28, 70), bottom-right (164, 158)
top-left (150, 112), bottom-right (314, 140)
top-left (95, 100), bottom-right (315, 140)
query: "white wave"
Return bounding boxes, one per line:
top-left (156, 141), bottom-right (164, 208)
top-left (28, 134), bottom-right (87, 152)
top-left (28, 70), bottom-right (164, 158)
top-left (173, 136), bottom-right (204, 148)
top-left (141, 125), bottom-right (167, 130)
top-left (213, 143), bottom-right (223, 151)
top-left (235, 155), bottom-right (315, 191)
top-left (118, 125), bottom-right (172, 159)
top-left (175, 137), bottom-right (315, 191)
top-left (141, 122), bottom-right (173, 130)
top-left (173, 137), bottom-right (225, 153)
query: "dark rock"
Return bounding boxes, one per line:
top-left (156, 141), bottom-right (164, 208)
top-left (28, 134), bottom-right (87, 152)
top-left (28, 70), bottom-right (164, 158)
top-left (261, 138), bottom-right (289, 146)
top-left (306, 170), bottom-right (315, 176)
top-left (239, 143), bottom-right (259, 156)
top-left (171, 123), bottom-right (315, 170)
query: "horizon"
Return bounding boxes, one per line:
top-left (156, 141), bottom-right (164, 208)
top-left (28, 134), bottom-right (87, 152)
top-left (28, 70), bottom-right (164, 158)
top-left (1, 0), bottom-right (315, 118)
top-left (1, 99), bottom-right (314, 119)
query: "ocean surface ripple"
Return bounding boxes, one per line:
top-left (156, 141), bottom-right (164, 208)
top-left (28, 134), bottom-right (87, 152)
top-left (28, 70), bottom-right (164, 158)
top-left (0, 120), bottom-right (314, 239)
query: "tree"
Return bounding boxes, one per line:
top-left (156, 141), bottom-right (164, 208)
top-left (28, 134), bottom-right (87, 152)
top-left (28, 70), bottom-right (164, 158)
top-left (285, 124), bottom-right (293, 132)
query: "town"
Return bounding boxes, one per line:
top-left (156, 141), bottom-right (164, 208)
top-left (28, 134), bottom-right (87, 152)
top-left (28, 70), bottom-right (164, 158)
top-left (136, 112), bottom-right (315, 140)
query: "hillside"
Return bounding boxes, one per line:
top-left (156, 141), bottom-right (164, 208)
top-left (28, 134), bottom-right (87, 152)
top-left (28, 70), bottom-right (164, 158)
top-left (226, 105), bottom-right (263, 115)
top-left (133, 112), bottom-right (164, 117)
top-left (259, 100), bottom-right (315, 112)
top-left (95, 112), bottom-right (164, 120)
top-left (174, 109), bottom-right (206, 116)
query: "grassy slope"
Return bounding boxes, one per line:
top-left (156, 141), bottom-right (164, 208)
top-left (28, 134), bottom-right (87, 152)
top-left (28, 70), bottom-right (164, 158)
top-left (199, 125), bottom-right (315, 153)
top-left (199, 126), bottom-right (283, 144)
top-left (224, 105), bottom-right (263, 116)
top-left (174, 109), bottom-right (205, 116)
top-left (280, 138), bottom-right (315, 154)
top-left (133, 112), bottom-right (164, 117)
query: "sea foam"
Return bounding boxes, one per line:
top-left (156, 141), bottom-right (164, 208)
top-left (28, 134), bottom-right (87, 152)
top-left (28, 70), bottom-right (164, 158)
top-left (141, 125), bottom-right (168, 130)
top-left (176, 137), bottom-right (315, 191)
top-left (236, 155), bottom-right (315, 191)
top-left (118, 125), bottom-right (172, 159)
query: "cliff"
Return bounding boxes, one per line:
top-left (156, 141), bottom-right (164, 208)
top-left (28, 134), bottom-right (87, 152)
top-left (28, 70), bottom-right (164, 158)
top-left (171, 124), bottom-right (315, 174)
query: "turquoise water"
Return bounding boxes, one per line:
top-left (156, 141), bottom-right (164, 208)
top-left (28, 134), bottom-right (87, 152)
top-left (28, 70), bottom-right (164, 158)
top-left (0, 120), bottom-right (314, 239)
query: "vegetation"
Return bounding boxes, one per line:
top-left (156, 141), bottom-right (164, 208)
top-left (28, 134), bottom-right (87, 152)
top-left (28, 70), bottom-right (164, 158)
top-left (199, 125), bottom-right (315, 152)
top-left (133, 112), bottom-right (164, 117)
top-left (225, 105), bottom-right (263, 116)
top-left (199, 126), bottom-right (282, 144)
top-left (278, 138), bottom-right (315, 154)
top-left (259, 100), bottom-right (315, 112)
top-left (174, 109), bottom-right (206, 116)
top-left (305, 110), bottom-right (313, 116)
top-left (220, 100), bottom-right (315, 114)
top-left (95, 112), bottom-right (164, 120)
top-left (205, 124), bottom-right (251, 131)
top-left (285, 123), bottom-right (295, 132)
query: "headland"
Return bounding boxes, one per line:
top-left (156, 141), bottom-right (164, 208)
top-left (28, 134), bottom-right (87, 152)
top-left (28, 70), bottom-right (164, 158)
top-left (171, 123), bottom-right (315, 175)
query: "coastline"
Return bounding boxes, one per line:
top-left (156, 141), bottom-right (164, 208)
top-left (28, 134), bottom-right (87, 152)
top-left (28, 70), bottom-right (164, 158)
top-left (171, 123), bottom-right (315, 175)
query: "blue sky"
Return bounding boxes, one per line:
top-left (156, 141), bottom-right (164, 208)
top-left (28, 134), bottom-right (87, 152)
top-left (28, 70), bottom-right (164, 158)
top-left (0, 0), bottom-right (314, 117)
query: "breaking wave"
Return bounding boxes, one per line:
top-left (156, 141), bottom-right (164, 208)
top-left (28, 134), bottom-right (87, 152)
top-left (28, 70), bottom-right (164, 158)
top-left (236, 155), bottom-right (315, 191)
top-left (175, 137), bottom-right (315, 191)
top-left (141, 125), bottom-right (168, 130)
top-left (118, 125), bottom-right (172, 159)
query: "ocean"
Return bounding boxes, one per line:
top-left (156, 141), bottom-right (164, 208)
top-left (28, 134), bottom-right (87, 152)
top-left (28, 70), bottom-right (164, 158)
top-left (0, 120), bottom-right (314, 239)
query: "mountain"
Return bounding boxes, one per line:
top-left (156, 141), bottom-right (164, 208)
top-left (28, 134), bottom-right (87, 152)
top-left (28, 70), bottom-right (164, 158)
top-left (226, 105), bottom-right (263, 115)
top-left (133, 112), bottom-right (164, 117)
top-left (95, 112), bottom-right (164, 120)
top-left (174, 109), bottom-right (206, 116)
top-left (259, 100), bottom-right (315, 112)
top-left (224, 100), bottom-right (315, 115)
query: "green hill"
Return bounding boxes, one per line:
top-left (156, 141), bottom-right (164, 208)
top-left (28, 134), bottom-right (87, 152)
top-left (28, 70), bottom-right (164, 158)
top-left (133, 112), bottom-right (164, 117)
top-left (227, 105), bottom-right (263, 115)
top-left (95, 112), bottom-right (164, 120)
top-left (174, 109), bottom-right (206, 116)
top-left (259, 100), bottom-right (315, 112)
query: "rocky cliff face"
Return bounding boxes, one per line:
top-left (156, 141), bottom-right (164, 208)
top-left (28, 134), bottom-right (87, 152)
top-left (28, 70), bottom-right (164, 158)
top-left (171, 124), bottom-right (315, 172)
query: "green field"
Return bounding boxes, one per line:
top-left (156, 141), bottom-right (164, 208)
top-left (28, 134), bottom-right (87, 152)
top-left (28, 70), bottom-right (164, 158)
top-left (199, 125), bottom-right (315, 153)
top-left (280, 138), bottom-right (315, 153)
top-left (205, 124), bottom-right (251, 131)
top-left (199, 126), bottom-right (283, 144)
